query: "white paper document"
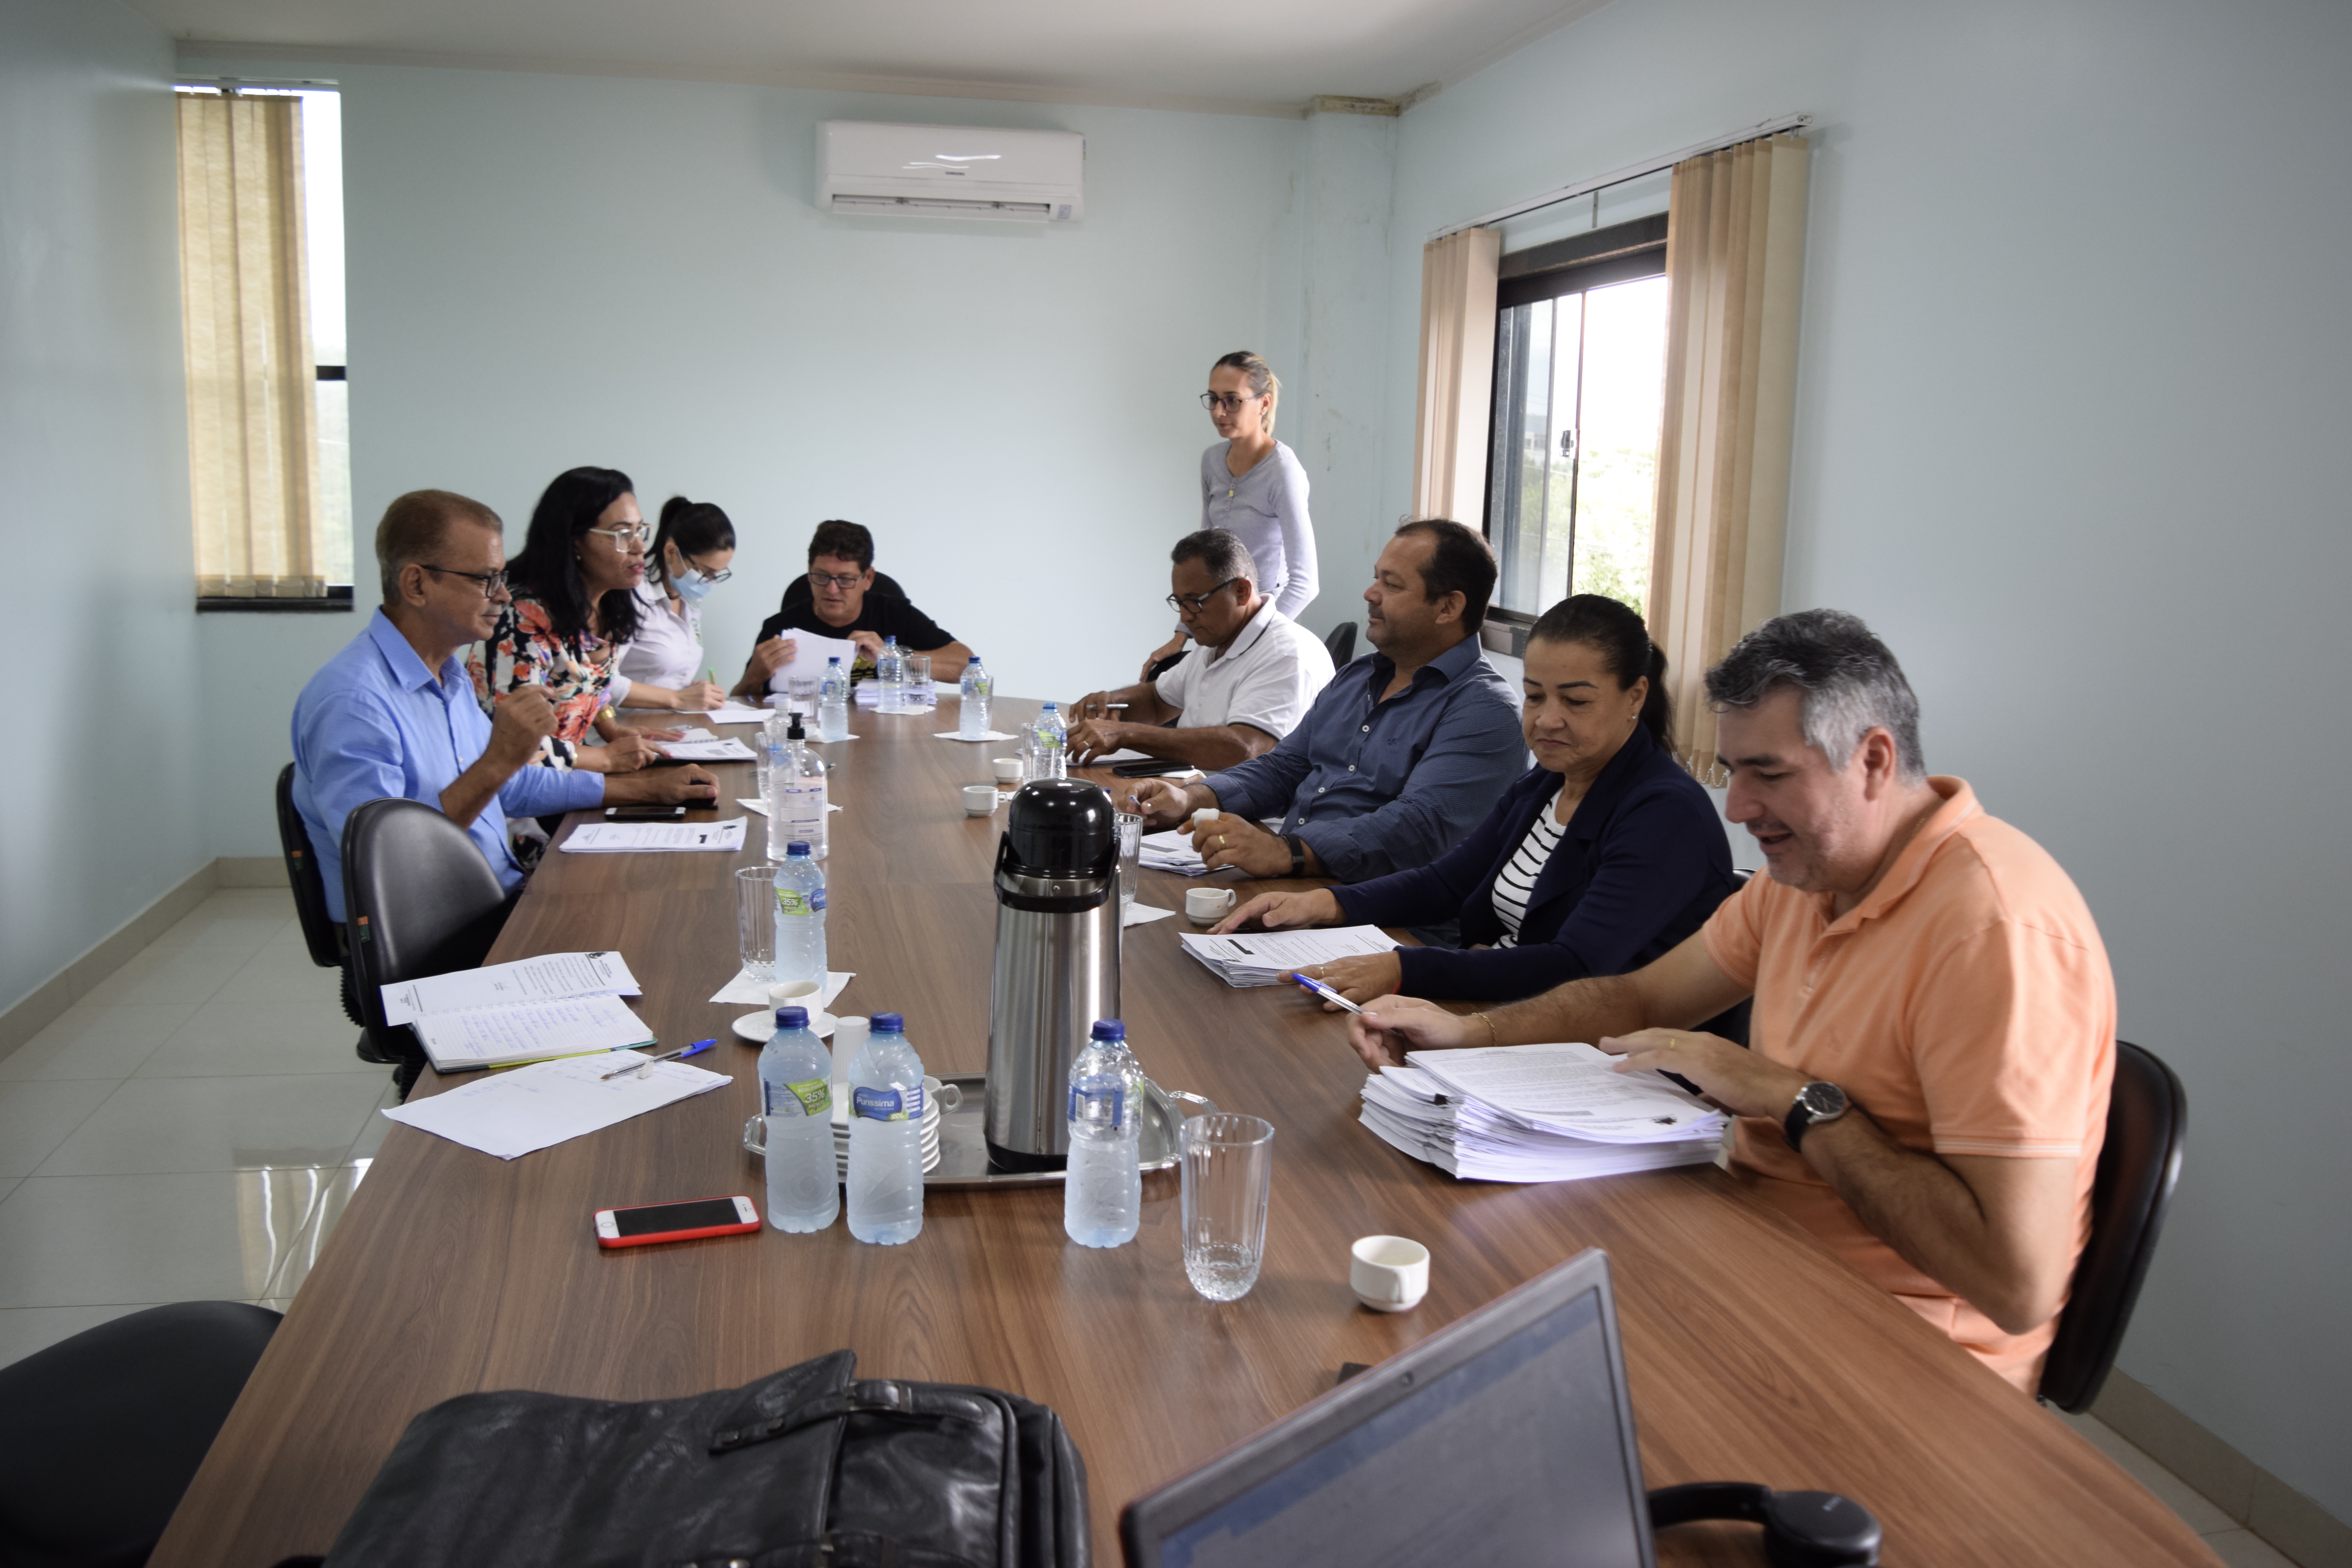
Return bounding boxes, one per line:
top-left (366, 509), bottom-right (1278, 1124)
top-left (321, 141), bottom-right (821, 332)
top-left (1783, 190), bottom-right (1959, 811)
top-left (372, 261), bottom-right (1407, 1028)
top-left (1140, 829), bottom-right (1210, 877)
top-left (560, 819), bottom-right (748, 853)
top-left (765, 632), bottom-right (861, 694)
top-left (381, 1052), bottom-right (730, 1161)
top-left (1179, 925), bottom-right (1399, 986)
top-left (696, 704), bottom-right (773, 725)
top-left (379, 950), bottom-right (641, 1026)
top-left (934, 730), bottom-right (1017, 742)
top-left (709, 968), bottom-right (856, 1007)
top-left (1407, 1042), bottom-right (1726, 1141)
top-left (656, 736), bottom-right (757, 762)
top-left (1122, 902), bottom-right (1178, 929)
top-left (737, 799), bottom-right (844, 817)
top-left (409, 992), bottom-right (657, 1072)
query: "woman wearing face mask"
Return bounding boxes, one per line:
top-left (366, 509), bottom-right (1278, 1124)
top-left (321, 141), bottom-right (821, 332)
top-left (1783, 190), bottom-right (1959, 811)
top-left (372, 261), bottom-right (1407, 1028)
top-left (613, 495), bottom-right (734, 711)
top-left (1210, 594), bottom-right (1737, 1004)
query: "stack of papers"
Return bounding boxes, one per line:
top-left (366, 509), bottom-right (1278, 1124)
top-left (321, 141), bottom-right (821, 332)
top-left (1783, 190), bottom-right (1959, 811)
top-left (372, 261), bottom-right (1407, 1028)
top-left (1141, 829), bottom-right (1210, 876)
top-left (765, 632), bottom-right (860, 693)
top-left (1178, 925), bottom-right (1399, 986)
top-left (560, 820), bottom-right (747, 853)
top-left (654, 728), bottom-right (757, 762)
top-left (1358, 1044), bottom-right (1727, 1183)
top-left (381, 1052), bottom-right (729, 1160)
top-left (381, 951), bottom-right (657, 1073)
top-left (696, 703), bottom-right (773, 725)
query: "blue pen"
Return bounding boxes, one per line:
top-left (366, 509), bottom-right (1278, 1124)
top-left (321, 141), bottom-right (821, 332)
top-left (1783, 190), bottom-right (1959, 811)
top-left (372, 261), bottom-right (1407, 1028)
top-left (601, 1038), bottom-right (717, 1079)
top-left (1292, 973), bottom-right (1364, 1014)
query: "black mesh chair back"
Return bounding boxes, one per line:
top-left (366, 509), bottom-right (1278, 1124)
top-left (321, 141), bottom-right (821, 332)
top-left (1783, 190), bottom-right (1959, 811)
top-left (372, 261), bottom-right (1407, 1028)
top-left (277, 762), bottom-right (345, 970)
top-left (342, 797), bottom-right (514, 1066)
top-left (2039, 1040), bottom-right (2187, 1412)
top-left (0, 1301), bottom-right (280, 1568)
top-left (1324, 621), bottom-right (1358, 667)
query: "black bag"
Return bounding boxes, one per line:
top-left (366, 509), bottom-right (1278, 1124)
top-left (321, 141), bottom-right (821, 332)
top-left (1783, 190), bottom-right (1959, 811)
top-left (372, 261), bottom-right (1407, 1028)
top-left (303, 1350), bottom-right (1089, 1568)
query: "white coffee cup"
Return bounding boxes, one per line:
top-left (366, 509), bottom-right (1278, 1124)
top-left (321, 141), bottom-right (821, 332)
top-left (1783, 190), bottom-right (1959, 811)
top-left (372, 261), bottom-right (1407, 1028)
top-left (768, 980), bottom-right (818, 1007)
top-left (993, 757), bottom-right (1022, 784)
top-left (1350, 1235), bottom-right (1430, 1313)
top-left (1185, 886), bottom-right (1238, 924)
top-left (962, 784), bottom-right (998, 816)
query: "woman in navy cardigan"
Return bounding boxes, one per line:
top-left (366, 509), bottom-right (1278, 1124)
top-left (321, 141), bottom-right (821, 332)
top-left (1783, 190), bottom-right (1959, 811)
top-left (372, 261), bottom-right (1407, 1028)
top-left (1213, 595), bottom-right (1735, 1004)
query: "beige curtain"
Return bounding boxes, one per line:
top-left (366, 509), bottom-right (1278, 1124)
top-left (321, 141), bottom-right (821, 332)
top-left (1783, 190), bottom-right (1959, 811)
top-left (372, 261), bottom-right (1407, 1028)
top-left (1647, 134), bottom-right (1811, 780)
top-left (1410, 226), bottom-right (1501, 523)
top-left (177, 93), bottom-right (326, 599)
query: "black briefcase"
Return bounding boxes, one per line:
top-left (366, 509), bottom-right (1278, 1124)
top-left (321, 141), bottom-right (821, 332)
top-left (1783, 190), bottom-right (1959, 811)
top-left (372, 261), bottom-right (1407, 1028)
top-left (295, 1350), bottom-right (1089, 1568)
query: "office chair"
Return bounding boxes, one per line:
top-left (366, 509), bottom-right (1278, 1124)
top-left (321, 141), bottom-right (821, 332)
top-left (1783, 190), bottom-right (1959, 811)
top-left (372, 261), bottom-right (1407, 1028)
top-left (2038, 1040), bottom-right (2187, 1413)
top-left (276, 764), bottom-right (369, 1036)
top-left (1323, 621), bottom-right (1357, 666)
top-left (0, 1301), bottom-right (281, 1568)
top-left (342, 797), bottom-right (517, 1098)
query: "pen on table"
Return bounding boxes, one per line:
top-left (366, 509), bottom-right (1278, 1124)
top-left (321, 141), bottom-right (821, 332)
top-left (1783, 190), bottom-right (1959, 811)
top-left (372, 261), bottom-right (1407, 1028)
top-left (1292, 973), bottom-right (1365, 1014)
top-left (602, 1039), bottom-right (715, 1080)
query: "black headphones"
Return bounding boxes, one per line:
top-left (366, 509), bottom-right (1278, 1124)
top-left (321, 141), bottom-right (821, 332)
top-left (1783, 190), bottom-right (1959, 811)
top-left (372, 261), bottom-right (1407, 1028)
top-left (1648, 1483), bottom-right (1882, 1566)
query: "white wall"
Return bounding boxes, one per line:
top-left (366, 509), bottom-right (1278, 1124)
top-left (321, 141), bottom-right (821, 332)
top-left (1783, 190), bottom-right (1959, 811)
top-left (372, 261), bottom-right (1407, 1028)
top-left (1383, 0), bottom-right (2352, 1521)
top-left (0, 0), bottom-right (203, 1014)
top-left (196, 62), bottom-right (1311, 857)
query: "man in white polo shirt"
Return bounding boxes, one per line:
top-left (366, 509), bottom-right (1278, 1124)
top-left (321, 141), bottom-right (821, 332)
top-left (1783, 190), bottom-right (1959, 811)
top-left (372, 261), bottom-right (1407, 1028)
top-left (1069, 529), bottom-right (1334, 771)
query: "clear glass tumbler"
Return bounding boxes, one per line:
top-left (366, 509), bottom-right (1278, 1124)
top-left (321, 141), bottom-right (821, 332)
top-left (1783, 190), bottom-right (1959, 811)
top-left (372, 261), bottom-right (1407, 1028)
top-left (906, 655), bottom-right (934, 711)
top-left (1180, 1113), bottom-right (1276, 1301)
top-left (786, 673), bottom-right (820, 715)
top-left (1114, 811), bottom-right (1143, 911)
top-left (736, 865), bottom-right (779, 983)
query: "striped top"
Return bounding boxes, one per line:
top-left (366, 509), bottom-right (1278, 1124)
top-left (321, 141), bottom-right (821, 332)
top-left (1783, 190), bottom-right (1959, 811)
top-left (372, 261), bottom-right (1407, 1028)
top-left (1491, 785), bottom-right (1569, 945)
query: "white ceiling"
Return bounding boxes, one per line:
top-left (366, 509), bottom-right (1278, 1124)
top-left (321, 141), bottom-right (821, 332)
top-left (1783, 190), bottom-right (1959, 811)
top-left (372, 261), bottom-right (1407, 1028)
top-left (142, 0), bottom-right (1610, 116)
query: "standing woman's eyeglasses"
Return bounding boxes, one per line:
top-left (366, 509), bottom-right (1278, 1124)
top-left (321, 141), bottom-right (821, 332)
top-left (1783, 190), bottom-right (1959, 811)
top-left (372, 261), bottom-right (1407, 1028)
top-left (1200, 392), bottom-right (1260, 414)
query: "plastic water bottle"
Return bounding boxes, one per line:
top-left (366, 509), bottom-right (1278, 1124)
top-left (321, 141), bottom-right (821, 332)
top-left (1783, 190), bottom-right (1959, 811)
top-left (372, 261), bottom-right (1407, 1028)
top-left (1063, 1018), bottom-right (1144, 1248)
top-left (781, 714), bottom-right (828, 859)
top-left (958, 658), bottom-right (993, 739)
top-left (1034, 702), bottom-right (1068, 780)
top-left (846, 1012), bottom-right (926, 1245)
top-left (762, 713), bottom-right (794, 857)
top-left (817, 657), bottom-right (850, 742)
top-left (759, 1006), bottom-right (839, 1233)
top-left (774, 841), bottom-right (827, 989)
top-left (877, 636), bottom-right (907, 713)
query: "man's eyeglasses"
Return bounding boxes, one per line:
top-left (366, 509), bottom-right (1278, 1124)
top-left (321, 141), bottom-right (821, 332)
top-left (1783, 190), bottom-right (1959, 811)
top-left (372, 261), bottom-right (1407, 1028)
top-left (421, 564), bottom-right (510, 597)
top-left (1200, 392), bottom-right (1260, 414)
top-left (808, 570), bottom-right (864, 591)
top-left (1166, 577), bottom-right (1244, 614)
top-left (587, 523), bottom-right (650, 547)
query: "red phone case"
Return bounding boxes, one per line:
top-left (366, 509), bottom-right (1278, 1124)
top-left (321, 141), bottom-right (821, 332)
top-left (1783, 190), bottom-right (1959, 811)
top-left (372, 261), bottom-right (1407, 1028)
top-left (594, 1195), bottom-right (761, 1249)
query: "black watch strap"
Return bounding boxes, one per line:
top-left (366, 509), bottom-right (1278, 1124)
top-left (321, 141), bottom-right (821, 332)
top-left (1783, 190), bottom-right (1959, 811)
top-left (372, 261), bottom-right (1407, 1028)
top-left (1281, 834), bottom-right (1307, 878)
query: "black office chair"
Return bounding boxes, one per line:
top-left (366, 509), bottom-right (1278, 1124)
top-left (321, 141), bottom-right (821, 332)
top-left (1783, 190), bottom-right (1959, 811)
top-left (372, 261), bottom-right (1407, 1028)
top-left (276, 764), bottom-right (369, 1034)
top-left (1324, 621), bottom-right (1358, 666)
top-left (2038, 1040), bottom-right (2187, 1413)
top-left (0, 1301), bottom-right (281, 1568)
top-left (342, 797), bottom-right (517, 1098)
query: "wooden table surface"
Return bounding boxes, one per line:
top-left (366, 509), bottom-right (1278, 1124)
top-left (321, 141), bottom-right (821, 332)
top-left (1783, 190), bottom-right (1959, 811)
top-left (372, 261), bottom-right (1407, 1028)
top-left (153, 697), bottom-right (2217, 1567)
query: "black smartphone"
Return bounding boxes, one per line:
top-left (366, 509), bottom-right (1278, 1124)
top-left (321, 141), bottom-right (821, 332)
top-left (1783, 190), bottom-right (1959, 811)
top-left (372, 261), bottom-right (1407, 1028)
top-left (604, 804), bottom-right (688, 821)
top-left (1112, 759), bottom-right (1194, 778)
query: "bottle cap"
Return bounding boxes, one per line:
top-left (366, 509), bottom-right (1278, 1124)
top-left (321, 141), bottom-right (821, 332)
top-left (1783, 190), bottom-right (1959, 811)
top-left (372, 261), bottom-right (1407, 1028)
top-left (1090, 1019), bottom-right (1126, 1042)
top-left (786, 840), bottom-right (810, 856)
top-left (786, 714), bottom-right (806, 739)
top-left (774, 1006), bottom-right (808, 1029)
top-left (870, 1012), bottom-right (904, 1033)
top-left (1042, 701), bottom-right (1057, 711)
top-left (828, 655), bottom-right (841, 664)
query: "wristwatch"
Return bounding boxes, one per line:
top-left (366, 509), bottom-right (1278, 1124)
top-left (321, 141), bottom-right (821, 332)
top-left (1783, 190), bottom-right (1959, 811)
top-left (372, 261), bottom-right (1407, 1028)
top-left (1281, 834), bottom-right (1308, 878)
top-left (1783, 1081), bottom-right (1850, 1152)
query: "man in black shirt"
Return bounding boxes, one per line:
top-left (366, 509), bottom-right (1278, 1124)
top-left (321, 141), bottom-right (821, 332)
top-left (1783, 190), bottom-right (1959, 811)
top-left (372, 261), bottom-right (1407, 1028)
top-left (731, 519), bottom-right (972, 697)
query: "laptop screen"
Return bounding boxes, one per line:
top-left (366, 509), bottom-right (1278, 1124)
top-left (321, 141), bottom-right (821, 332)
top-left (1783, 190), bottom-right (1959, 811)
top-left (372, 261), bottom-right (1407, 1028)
top-left (1152, 1279), bottom-right (1646, 1568)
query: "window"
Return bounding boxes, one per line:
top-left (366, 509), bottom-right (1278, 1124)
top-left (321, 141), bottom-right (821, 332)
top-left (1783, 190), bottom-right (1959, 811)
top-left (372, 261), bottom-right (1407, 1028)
top-left (1482, 214), bottom-right (1669, 623)
top-left (176, 82), bottom-right (353, 609)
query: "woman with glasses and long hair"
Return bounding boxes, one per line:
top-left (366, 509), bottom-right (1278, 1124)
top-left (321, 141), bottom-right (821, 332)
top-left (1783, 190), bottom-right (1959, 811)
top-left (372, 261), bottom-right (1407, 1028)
top-left (468, 466), bottom-right (684, 773)
top-left (1139, 350), bottom-right (1319, 680)
top-left (614, 495), bottom-right (735, 711)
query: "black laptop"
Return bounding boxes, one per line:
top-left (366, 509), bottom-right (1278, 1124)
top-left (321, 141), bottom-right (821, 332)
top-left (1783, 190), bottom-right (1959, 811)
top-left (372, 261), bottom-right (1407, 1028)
top-left (1120, 1249), bottom-right (1656, 1568)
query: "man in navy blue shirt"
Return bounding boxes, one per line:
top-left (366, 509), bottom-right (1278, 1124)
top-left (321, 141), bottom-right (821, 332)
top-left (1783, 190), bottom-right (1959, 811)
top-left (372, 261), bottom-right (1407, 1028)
top-left (1127, 519), bottom-right (1524, 883)
top-left (293, 489), bottom-right (717, 923)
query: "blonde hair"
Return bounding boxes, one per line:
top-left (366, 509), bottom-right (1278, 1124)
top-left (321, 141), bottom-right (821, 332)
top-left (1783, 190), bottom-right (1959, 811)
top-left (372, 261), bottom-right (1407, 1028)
top-left (1212, 350), bottom-right (1280, 436)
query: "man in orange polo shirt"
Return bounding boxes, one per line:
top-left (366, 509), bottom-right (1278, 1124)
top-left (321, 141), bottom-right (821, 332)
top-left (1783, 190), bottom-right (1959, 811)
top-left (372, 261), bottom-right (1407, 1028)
top-left (1346, 610), bottom-right (2114, 1394)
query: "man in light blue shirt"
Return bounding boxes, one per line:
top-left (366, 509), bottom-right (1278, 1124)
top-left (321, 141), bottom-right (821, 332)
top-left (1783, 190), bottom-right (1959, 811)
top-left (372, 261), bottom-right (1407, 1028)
top-left (293, 489), bottom-right (717, 922)
top-left (1127, 519), bottom-right (1524, 884)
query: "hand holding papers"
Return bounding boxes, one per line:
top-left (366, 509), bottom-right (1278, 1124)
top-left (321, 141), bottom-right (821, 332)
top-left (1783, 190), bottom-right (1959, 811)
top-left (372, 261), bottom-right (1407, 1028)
top-left (1180, 925), bottom-right (1399, 987)
top-left (381, 1052), bottom-right (729, 1161)
top-left (561, 819), bottom-right (747, 853)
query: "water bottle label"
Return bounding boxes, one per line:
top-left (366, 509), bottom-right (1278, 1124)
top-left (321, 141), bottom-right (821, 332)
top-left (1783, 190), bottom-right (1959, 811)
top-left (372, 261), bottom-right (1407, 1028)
top-left (777, 889), bottom-right (822, 916)
top-left (810, 888), bottom-right (826, 911)
top-left (1068, 1085), bottom-right (1127, 1129)
top-left (782, 1077), bottom-right (829, 1118)
top-left (853, 1084), bottom-right (924, 1122)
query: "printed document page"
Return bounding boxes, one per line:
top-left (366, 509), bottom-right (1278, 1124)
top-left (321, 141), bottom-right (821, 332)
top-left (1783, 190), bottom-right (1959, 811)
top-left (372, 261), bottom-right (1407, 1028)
top-left (380, 951), bottom-right (641, 1026)
top-left (1406, 1044), bottom-right (1722, 1139)
top-left (560, 820), bottom-right (748, 853)
top-left (410, 992), bottom-right (656, 1071)
top-left (765, 631), bottom-right (860, 694)
top-left (381, 1052), bottom-right (728, 1160)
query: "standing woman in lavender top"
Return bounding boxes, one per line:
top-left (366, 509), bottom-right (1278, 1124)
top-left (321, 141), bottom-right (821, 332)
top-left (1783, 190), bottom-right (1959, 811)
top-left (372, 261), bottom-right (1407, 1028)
top-left (1140, 351), bottom-right (1318, 678)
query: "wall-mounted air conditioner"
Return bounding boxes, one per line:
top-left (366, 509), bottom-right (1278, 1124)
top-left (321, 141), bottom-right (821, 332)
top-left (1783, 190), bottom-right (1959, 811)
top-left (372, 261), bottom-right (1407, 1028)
top-left (818, 121), bottom-right (1083, 223)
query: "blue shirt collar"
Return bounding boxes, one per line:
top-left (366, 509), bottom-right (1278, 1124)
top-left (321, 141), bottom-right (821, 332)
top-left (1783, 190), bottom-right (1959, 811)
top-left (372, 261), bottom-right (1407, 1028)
top-left (365, 607), bottom-right (466, 695)
top-left (1365, 629), bottom-right (1488, 695)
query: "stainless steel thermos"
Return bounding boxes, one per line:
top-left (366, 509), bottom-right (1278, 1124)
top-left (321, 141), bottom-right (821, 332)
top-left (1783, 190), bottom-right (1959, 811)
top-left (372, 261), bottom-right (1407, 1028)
top-left (983, 778), bottom-right (1122, 1170)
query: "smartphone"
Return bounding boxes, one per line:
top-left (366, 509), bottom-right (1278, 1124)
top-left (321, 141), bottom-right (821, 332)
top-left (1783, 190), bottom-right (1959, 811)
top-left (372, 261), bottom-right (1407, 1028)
top-left (1112, 759), bottom-right (1194, 778)
top-left (593, 1194), bottom-right (760, 1248)
top-left (604, 804), bottom-right (687, 822)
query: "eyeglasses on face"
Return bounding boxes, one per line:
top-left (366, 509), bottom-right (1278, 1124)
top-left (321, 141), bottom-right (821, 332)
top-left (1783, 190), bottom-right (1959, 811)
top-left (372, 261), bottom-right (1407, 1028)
top-left (1200, 392), bottom-right (1261, 414)
top-left (420, 564), bottom-right (510, 597)
top-left (677, 553), bottom-right (733, 584)
top-left (808, 570), bottom-right (864, 591)
top-left (586, 523), bottom-right (650, 547)
top-left (1165, 576), bottom-right (1244, 614)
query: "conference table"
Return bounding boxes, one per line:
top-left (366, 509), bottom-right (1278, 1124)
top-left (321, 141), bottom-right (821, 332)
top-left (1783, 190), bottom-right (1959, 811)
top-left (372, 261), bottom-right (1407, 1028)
top-left (154, 695), bottom-right (2216, 1567)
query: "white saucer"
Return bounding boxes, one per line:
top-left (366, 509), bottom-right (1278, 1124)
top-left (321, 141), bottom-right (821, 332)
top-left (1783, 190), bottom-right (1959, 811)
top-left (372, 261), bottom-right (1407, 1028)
top-left (733, 1009), bottom-right (838, 1042)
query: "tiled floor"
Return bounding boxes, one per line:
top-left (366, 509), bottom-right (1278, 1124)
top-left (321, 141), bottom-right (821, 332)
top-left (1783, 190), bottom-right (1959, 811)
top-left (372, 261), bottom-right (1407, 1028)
top-left (0, 892), bottom-right (2301, 1564)
top-left (0, 888), bottom-right (394, 1369)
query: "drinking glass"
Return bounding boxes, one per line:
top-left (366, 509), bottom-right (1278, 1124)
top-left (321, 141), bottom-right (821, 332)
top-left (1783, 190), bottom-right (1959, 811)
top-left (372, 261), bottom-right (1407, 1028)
top-left (1180, 1113), bottom-right (1275, 1301)
top-left (786, 673), bottom-right (820, 715)
top-left (735, 865), bottom-right (779, 983)
top-left (1114, 811), bottom-right (1143, 910)
top-left (906, 655), bottom-right (934, 711)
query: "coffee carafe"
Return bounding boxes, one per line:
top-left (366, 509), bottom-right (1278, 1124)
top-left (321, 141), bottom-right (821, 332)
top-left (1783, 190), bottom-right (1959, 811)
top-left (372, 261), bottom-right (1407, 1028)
top-left (984, 778), bottom-right (1122, 1171)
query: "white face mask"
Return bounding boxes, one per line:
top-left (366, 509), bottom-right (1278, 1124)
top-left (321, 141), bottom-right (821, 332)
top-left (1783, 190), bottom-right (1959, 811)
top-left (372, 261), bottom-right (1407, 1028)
top-left (670, 565), bottom-right (717, 603)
